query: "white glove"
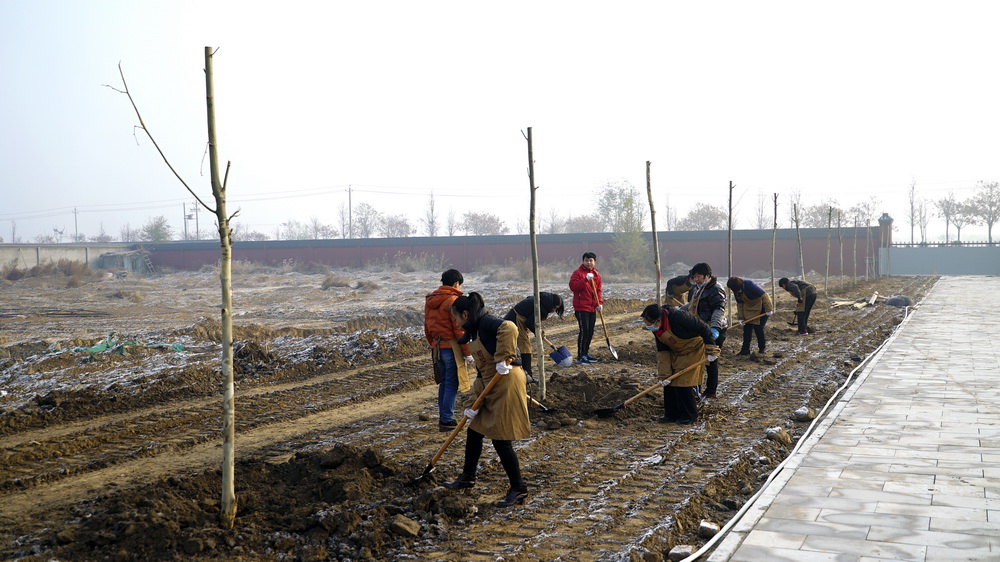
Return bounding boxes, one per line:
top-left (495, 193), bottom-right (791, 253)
top-left (707, 355), bottom-right (718, 362)
top-left (596, 304), bottom-right (603, 312)
top-left (659, 378), bottom-right (672, 387)
top-left (586, 273), bottom-right (594, 280)
top-left (464, 355), bottom-right (474, 363)
top-left (495, 361), bottom-right (511, 375)
top-left (765, 311), bottom-right (773, 316)
top-left (464, 408), bottom-right (478, 419)
top-left (736, 320), bottom-right (744, 327)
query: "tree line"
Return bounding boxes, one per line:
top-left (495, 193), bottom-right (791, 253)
top-left (7, 179), bottom-right (999, 245)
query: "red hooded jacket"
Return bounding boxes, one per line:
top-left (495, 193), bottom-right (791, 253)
top-left (569, 264), bottom-right (602, 312)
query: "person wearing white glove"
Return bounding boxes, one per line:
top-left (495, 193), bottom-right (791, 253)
top-left (502, 292), bottom-right (566, 384)
top-left (686, 263), bottom-right (725, 399)
top-left (444, 291), bottom-right (531, 508)
top-left (569, 252), bottom-right (603, 364)
top-left (726, 276), bottom-right (773, 357)
top-left (640, 302), bottom-right (715, 425)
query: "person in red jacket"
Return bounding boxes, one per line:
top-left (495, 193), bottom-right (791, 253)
top-left (568, 252), bottom-right (603, 364)
top-left (424, 269), bottom-right (471, 431)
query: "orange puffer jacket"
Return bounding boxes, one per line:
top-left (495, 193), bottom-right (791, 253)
top-left (424, 285), bottom-right (468, 352)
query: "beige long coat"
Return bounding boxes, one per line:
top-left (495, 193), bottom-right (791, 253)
top-left (654, 328), bottom-right (706, 388)
top-left (735, 292), bottom-right (773, 325)
top-left (465, 320), bottom-right (530, 440)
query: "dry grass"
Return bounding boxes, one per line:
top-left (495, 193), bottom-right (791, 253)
top-left (321, 273), bottom-right (353, 290)
top-left (3, 259), bottom-right (90, 281)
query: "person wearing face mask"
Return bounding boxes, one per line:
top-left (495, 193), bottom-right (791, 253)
top-left (681, 262), bottom-right (727, 402)
top-left (640, 304), bottom-right (720, 424)
top-left (444, 292), bottom-right (531, 508)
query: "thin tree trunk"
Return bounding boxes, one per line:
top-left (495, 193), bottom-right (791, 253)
top-left (853, 221), bottom-right (858, 282)
top-left (825, 207), bottom-right (832, 298)
top-left (204, 47), bottom-right (238, 530)
top-left (794, 203), bottom-right (805, 280)
top-left (646, 161), bottom-right (661, 305)
top-left (837, 213), bottom-right (843, 293)
top-left (525, 127), bottom-right (545, 400)
top-left (727, 181), bottom-right (734, 326)
top-left (771, 194), bottom-right (777, 306)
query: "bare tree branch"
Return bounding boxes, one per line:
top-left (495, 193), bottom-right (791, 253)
top-left (110, 62), bottom-right (216, 214)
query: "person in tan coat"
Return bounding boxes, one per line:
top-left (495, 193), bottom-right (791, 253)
top-left (444, 292), bottom-right (531, 508)
top-left (640, 304), bottom-right (719, 424)
top-left (726, 276), bottom-right (774, 356)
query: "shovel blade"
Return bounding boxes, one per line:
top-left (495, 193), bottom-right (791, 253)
top-left (549, 345), bottom-right (572, 366)
top-left (405, 463), bottom-right (436, 487)
top-left (593, 404), bottom-right (623, 418)
top-left (608, 344), bottom-right (618, 360)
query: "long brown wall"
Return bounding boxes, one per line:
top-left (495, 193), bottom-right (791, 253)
top-left (142, 227), bottom-right (883, 278)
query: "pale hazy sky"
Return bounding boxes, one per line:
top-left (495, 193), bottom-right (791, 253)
top-left (2, 1), bottom-right (998, 243)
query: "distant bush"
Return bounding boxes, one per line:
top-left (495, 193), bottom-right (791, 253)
top-left (2, 258), bottom-right (89, 281)
top-left (365, 252), bottom-right (449, 273)
top-left (66, 276), bottom-right (83, 288)
top-left (355, 280), bottom-right (380, 292)
top-left (480, 259), bottom-right (568, 283)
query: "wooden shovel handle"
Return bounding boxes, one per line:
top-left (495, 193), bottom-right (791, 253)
top-left (726, 312), bottom-right (768, 329)
top-left (429, 369), bottom-right (503, 467)
top-left (589, 278), bottom-right (610, 338)
top-left (622, 359), bottom-right (709, 408)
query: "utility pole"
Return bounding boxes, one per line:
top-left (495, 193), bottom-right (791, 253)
top-left (73, 207), bottom-right (79, 242)
top-left (183, 203), bottom-right (190, 240)
top-left (348, 186), bottom-right (353, 239)
top-left (191, 201), bottom-right (201, 239)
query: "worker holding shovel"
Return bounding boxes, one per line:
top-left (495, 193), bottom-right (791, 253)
top-left (682, 262), bottom-right (727, 402)
top-left (640, 304), bottom-right (720, 424)
top-left (443, 292), bottom-right (531, 508)
top-left (726, 277), bottom-right (774, 356)
top-left (779, 277), bottom-right (817, 336)
top-left (568, 252), bottom-right (603, 364)
top-left (502, 292), bottom-right (566, 383)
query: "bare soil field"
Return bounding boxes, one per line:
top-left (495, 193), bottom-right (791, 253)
top-left (0, 264), bottom-right (935, 561)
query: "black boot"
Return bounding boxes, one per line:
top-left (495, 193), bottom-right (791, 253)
top-left (443, 473), bottom-right (476, 489)
top-left (495, 486), bottom-right (528, 507)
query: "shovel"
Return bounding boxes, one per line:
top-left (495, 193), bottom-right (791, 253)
top-left (407, 371), bottom-right (503, 486)
top-left (592, 359), bottom-right (708, 418)
top-left (589, 277), bottom-right (618, 360)
top-left (528, 395), bottom-right (558, 414)
top-left (542, 335), bottom-right (573, 367)
top-left (725, 312), bottom-right (768, 329)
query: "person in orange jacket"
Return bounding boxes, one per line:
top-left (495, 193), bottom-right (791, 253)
top-left (424, 269), bottom-right (471, 431)
top-left (568, 252), bottom-right (603, 364)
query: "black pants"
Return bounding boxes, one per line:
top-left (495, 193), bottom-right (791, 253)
top-left (663, 385), bottom-right (698, 422)
top-left (797, 292), bottom-right (817, 333)
top-left (740, 316), bottom-right (769, 353)
top-left (575, 310), bottom-right (596, 358)
top-left (461, 428), bottom-right (525, 491)
top-left (705, 329), bottom-right (726, 396)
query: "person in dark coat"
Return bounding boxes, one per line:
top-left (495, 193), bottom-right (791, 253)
top-left (444, 292), bottom-right (531, 508)
top-left (665, 274), bottom-right (692, 307)
top-left (502, 292), bottom-right (565, 383)
top-left (778, 277), bottom-right (817, 335)
top-left (726, 276), bottom-right (774, 355)
top-left (568, 252), bottom-right (603, 364)
top-left (681, 262), bottom-right (726, 401)
top-left (640, 304), bottom-right (719, 424)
